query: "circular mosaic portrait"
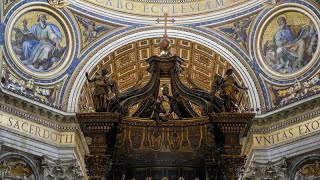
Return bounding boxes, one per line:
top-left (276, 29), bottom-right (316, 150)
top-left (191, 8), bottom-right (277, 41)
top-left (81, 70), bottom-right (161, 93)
top-left (6, 5), bottom-right (74, 79)
top-left (256, 6), bottom-right (320, 79)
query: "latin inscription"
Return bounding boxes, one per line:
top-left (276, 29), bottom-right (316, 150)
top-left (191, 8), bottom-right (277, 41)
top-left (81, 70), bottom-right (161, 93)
top-left (82, 0), bottom-right (245, 16)
top-left (0, 112), bottom-right (75, 144)
top-left (253, 118), bottom-right (320, 146)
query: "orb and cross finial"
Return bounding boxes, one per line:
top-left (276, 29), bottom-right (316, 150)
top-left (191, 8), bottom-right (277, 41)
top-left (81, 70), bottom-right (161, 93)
top-left (156, 13), bottom-right (175, 38)
top-left (156, 13), bottom-right (175, 56)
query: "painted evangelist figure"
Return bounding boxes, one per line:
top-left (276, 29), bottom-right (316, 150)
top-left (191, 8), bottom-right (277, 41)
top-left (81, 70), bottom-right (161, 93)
top-left (11, 13), bottom-right (66, 72)
top-left (263, 13), bottom-right (318, 74)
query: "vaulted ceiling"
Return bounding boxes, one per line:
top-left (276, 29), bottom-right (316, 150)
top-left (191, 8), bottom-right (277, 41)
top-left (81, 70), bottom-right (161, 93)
top-left (78, 38), bottom-right (251, 113)
top-left (1, 0), bottom-right (319, 116)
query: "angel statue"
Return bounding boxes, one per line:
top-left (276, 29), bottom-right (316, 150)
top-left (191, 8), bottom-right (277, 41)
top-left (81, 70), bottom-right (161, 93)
top-left (85, 69), bottom-right (118, 112)
top-left (162, 84), bottom-right (183, 120)
top-left (151, 96), bottom-right (167, 123)
top-left (212, 69), bottom-right (248, 112)
top-left (220, 17), bottom-right (252, 49)
top-left (77, 17), bottom-right (109, 43)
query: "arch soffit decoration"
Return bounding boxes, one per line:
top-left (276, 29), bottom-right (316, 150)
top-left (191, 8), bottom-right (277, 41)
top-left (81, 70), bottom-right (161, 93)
top-left (289, 154), bottom-right (320, 180)
top-left (66, 29), bottom-right (262, 113)
top-left (68, 0), bottom-right (267, 24)
top-left (0, 152), bottom-right (40, 180)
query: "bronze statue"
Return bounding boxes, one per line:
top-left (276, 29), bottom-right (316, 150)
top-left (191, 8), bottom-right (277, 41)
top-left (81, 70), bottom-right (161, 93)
top-left (212, 69), bottom-right (247, 112)
top-left (162, 85), bottom-right (183, 120)
top-left (85, 69), bottom-right (118, 112)
top-left (151, 96), bottom-right (167, 123)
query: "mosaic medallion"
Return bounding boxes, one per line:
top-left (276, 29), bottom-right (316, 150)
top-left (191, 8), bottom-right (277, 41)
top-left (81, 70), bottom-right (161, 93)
top-left (256, 6), bottom-right (320, 79)
top-left (6, 5), bottom-right (74, 79)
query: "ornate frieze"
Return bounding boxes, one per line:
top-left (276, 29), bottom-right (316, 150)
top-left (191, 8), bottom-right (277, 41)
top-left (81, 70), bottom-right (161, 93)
top-left (85, 155), bottom-right (112, 180)
top-left (1, 63), bottom-right (63, 108)
top-left (252, 96), bottom-right (320, 132)
top-left (42, 155), bottom-right (84, 179)
top-left (114, 119), bottom-right (216, 167)
top-left (74, 12), bottom-right (122, 49)
top-left (0, 91), bottom-right (78, 130)
top-left (0, 98), bottom-right (79, 132)
top-left (244, 157), bottom-right (288, 180)
top-left (267, 73), bottom-right (320, 108)
top-left (214, 16), bottom-right (256, 50)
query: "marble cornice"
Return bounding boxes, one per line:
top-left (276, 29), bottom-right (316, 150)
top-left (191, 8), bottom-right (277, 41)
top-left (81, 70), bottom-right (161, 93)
top-left (0, 92), bottom-right (79, 131)
top-left (250, 96), bottom-right (320, 133)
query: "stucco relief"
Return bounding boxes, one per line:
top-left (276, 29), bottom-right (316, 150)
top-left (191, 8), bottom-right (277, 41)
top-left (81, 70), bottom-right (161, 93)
top-left (75, 14), bottom-right (121, 47)
top-left (1, 62), bottom-right (61, 106)
top-left (0, 157), bottom-right (36, 180)
top-left (294, 160), bottom-right (320, 180)
top-left (0, 153), bottom-right (40, 180)
top-left (267, 71), bottom-right (320, 107)
top-left (218, 16), bottom-right (255, 50)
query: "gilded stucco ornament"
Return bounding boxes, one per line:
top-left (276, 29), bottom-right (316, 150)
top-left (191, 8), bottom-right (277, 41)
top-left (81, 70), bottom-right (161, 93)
top-left (219, 17), bottom-right (254, 50)
top-left (47, 0), bottom-right (69, 8)
top-left (263, 0), bottom-right (283, 8)
top-left (244, 158), bottom-right (288, 180)
top-left (0, 158), bottom-right (36, 179)
top-left (294, 160), bottom-right (320, 179)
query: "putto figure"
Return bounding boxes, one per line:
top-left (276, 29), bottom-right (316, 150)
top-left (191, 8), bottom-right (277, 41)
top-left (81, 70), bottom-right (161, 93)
top-left (86, 69), bottom-right (118, 112)
top-left (12, 14), bottom-right (65, 72)
top-left (220, 17), bottom-right (252, 49)
top-left (77, 16), bottom-right (109, 43)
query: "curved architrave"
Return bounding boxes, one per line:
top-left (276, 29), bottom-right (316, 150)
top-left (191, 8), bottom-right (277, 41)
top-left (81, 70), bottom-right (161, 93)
top-left (0, 152), bottom-right (41, 180)
top-left (70, 0), bottom-right (267, 24)
top-left (67, 29), bottom-right (261, 113)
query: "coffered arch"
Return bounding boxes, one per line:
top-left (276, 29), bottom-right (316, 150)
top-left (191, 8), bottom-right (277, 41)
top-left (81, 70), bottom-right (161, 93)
top-left (66, 29), bottom-right (262, 113)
